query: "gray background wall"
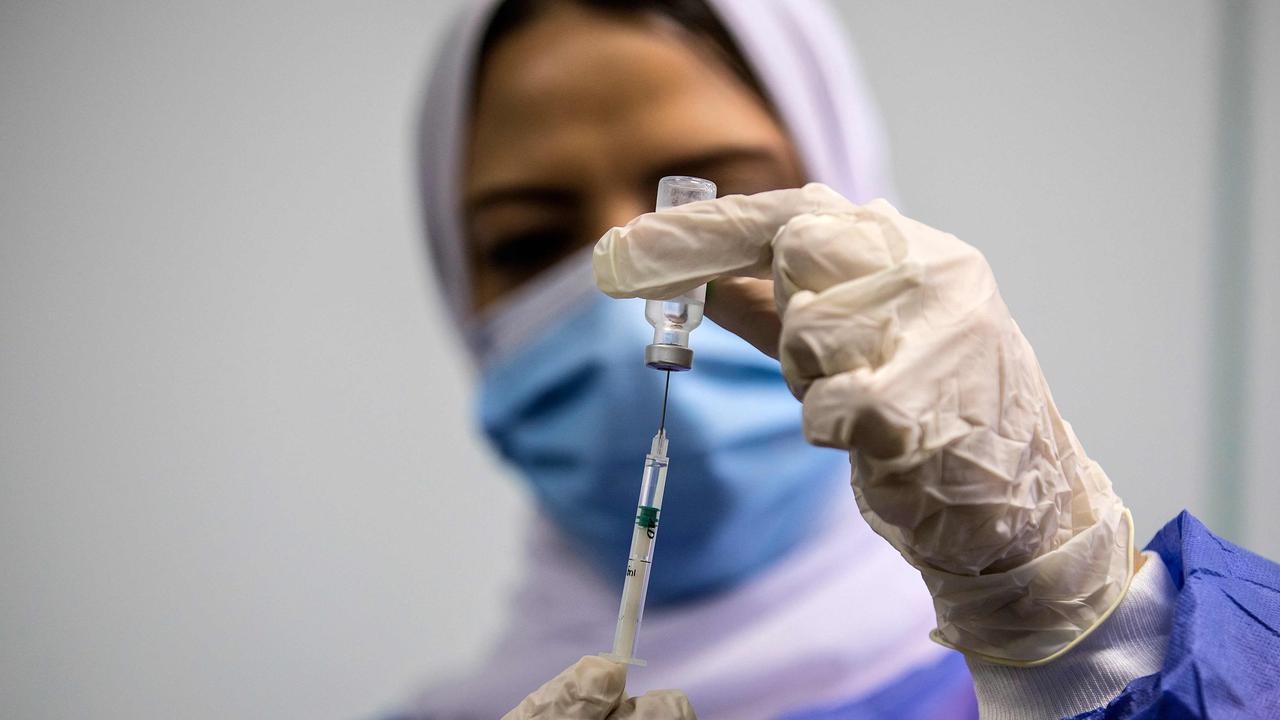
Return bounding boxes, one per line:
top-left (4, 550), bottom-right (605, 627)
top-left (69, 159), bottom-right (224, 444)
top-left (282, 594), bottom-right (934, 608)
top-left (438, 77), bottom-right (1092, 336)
top-left (1, 1), bottom-right (1275, 718)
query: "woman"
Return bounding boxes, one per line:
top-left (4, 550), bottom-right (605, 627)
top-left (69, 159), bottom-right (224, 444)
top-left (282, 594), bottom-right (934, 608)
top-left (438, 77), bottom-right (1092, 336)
top-left (409, 0), bottom-right (969, 717)
top-left (406, 1), bottom-right (1280, 718)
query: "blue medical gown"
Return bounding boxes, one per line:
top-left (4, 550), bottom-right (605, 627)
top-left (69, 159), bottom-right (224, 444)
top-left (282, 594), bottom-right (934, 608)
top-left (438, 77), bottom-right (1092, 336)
top-left (786, 512), bottom-right (1280, 720)
top-left (1070, 511), bottom-right (1280, 719)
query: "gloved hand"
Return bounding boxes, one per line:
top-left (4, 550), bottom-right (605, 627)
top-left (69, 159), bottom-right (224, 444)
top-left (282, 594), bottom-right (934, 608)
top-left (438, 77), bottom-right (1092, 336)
top-left (593, 184), bottom-right (1135, 665)
top-left (503, 656), bottom-right (697, 719)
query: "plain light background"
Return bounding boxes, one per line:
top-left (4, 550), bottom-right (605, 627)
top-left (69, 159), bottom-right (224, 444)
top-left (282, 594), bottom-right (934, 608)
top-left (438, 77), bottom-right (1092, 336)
top-left (1, 1), bottom-right (1275, 718)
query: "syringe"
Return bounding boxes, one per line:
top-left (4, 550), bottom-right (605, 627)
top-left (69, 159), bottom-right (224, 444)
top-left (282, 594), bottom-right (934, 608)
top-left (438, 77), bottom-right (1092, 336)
top-left (601, 423), bottom-right (669, 666)
top-left (602, 177), bottom-right (716, 668)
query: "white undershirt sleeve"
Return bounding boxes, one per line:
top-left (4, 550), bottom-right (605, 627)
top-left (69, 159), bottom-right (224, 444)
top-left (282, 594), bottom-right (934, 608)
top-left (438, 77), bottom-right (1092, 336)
top-left (964, 551), bottom-right (1177, 720)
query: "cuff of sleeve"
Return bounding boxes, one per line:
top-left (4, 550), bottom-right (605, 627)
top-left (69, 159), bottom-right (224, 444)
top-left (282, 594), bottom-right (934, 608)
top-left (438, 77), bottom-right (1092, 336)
top-left (964, 550), bottom-right (1176, 720)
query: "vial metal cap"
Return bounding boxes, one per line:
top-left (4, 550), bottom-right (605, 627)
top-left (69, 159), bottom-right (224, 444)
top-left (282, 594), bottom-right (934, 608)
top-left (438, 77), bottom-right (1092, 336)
top-left (645, 343), bottom-right (693, 371)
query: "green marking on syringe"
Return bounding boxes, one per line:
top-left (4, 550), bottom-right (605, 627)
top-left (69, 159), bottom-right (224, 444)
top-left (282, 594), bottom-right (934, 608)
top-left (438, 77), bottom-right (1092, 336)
top-left (636, 505), bottom-right (660, 529)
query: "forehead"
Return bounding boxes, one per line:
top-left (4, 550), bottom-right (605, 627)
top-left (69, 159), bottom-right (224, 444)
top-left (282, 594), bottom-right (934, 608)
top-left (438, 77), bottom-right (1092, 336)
top-left (465, 6), bottom-right (781, 193)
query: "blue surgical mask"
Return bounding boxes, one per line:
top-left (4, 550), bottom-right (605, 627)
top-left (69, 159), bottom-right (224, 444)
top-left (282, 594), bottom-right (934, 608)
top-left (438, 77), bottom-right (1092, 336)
top-left (477, 279), bottom-right (847, 605)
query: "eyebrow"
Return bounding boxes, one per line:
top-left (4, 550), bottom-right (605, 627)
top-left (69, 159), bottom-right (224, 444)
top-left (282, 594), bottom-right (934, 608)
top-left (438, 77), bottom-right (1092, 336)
top-left (651, 145), bottom-right (786, 181)
top-left (465, 185), bottom-right (577, 215)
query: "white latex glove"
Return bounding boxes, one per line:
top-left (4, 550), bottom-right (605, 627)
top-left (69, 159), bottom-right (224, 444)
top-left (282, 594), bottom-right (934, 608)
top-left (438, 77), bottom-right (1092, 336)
top-left (594, 184), bottom-right (1135, 665)
top-left (503, 656), bottom-right (697, 720)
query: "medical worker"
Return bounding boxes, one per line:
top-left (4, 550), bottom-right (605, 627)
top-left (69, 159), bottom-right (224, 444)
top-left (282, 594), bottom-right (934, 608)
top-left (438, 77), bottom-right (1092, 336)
top-left (406, 1), bottom-right (1280, 718)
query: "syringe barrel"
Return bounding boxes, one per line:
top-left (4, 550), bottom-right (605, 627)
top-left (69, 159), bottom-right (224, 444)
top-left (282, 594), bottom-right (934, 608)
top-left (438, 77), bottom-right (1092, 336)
top-left (644, 176), bottom-right (716, 371)
top-left (610, 520), bottom-right (655, 662)
top-left (606, 433), bottom-right (669, 666)
top-left (634, 433), bottom-right (669, 510)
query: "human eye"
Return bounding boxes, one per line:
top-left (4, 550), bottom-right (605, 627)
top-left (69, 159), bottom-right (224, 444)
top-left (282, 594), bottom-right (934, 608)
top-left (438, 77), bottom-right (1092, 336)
top-left (483, 226), bottom-right (577, 277)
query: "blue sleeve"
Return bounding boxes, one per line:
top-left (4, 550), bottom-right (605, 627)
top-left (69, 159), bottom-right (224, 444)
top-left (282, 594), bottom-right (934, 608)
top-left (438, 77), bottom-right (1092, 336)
top-left (1070, 511), bottom-right (1280, 719)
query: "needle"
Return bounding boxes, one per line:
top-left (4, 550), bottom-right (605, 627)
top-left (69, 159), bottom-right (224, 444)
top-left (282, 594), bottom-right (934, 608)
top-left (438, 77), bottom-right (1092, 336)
top-left (658, 370), bottom-right (671, 433)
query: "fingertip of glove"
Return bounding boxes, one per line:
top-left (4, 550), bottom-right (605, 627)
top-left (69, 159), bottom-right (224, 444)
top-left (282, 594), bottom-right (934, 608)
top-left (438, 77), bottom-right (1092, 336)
top-left (592, 230), bottom-right (630, 297)
top-left (572, 655), bottom-right (628, 699)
